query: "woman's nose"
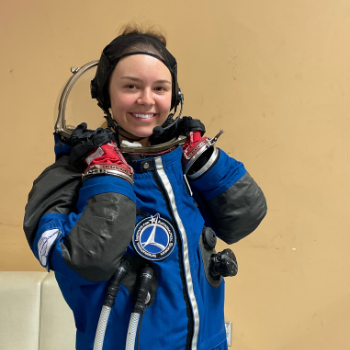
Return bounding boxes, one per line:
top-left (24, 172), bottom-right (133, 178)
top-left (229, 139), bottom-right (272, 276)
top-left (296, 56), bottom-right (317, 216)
top-left (137, 89), bottom-right (155, 106)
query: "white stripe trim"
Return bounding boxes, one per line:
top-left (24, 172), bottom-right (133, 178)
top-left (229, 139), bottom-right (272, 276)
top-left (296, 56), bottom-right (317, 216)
top-left (154, 157), bottom-right (200, 350)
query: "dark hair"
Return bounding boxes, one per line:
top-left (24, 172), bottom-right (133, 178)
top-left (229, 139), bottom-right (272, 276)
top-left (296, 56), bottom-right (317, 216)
top-left (118, 23), bottom-right (167, 46)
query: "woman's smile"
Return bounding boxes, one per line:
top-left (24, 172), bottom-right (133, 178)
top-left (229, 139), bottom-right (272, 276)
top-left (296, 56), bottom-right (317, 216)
top-left (129, 112), bottom-right (157, 120)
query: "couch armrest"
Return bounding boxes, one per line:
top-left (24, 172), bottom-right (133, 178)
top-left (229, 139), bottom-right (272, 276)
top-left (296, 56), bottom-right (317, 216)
top-left (39, 273), bottom-right (76, 350)
top-left (0, 272), bottom-right (76, 350)
top-left (0, 271), bottom-right (48, 350)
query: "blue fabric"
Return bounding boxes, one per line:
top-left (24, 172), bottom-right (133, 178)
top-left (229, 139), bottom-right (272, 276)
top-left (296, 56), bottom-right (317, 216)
top-left (208, 338), bottom-right (228, 350)
top-left (191, 149), bottom-right (246, 201)
top-left (78, 175), bottom-right (136, 209)
top-left (33, 213), bottom-right (96, 285)
top-left (54, 133), bottom-right (72, 160)
top-left (32, 145), bottom-right (247, 349)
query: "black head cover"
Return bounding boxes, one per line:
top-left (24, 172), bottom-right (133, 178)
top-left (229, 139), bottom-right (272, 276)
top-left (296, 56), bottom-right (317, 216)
top-left (91, 34), bottom-right (181, 113)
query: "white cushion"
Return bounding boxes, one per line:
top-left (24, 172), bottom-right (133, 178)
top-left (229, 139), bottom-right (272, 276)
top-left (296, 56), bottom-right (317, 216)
top-left (0, 271), bottom-right (47, 350)
top-left (39, 272), bottom-right (76, 350)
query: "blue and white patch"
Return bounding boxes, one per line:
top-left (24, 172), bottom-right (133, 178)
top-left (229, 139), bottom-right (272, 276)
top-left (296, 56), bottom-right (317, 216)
top-left (37, 228), bottom-right (60, 269)
top-left (133, 213), bottom-right (176, 261)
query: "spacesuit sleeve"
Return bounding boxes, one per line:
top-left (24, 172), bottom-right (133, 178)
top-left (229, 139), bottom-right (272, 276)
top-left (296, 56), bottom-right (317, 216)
top-left (23, 153), bottom-right (136, 284)
top-left (189, 149), bottom-right (267, 244)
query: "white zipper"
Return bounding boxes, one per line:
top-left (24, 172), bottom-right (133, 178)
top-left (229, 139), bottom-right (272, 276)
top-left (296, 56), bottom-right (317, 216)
top-left (154, 157), bottom-right (200, 350)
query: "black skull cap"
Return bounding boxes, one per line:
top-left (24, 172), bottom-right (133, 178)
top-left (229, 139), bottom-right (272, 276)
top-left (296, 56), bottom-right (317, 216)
top-left (91, 33), bottom-right (180, 113)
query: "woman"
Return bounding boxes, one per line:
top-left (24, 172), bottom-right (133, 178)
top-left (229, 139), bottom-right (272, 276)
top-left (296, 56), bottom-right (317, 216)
top-left (24, 26), bottom-right (267, 350)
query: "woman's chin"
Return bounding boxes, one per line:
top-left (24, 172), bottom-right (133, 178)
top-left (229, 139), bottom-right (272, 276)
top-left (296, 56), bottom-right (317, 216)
top-left (124, 126), bottom-right (154, 139)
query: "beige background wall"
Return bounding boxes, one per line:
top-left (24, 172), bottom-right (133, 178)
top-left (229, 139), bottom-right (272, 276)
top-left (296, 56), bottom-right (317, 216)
top-left (1, 0), bottom-right (350, 349)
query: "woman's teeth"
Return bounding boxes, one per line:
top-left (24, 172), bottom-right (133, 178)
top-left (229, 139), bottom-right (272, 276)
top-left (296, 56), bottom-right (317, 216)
top-left (132, 113), bottom-right (154, 119)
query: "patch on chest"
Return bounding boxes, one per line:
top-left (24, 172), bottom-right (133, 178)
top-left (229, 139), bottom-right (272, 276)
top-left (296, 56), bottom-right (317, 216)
top-left (133, 213), bottom-right (176, 261)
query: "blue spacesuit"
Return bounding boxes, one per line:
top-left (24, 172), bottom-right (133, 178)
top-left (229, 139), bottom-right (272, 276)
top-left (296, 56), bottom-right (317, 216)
top-left (24, 133), bottom-right (266, 350)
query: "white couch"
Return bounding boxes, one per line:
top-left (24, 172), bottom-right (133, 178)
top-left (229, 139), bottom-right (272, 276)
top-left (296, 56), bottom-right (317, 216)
top-left (0, 272), bottom-right (232, 349)
top-left (0, 271), bottom-right (75, 350)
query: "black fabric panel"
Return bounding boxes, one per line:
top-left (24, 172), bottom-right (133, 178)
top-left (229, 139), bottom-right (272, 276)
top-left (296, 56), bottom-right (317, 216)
top-left (23, 155), bottom-right (82, 246)
top-left (61, 193), bottom-right (136, 282)
top-left (208, 172), bottom-right (267, 244)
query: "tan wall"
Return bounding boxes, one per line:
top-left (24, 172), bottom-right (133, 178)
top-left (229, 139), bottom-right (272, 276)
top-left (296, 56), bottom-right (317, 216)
top-left (1, 0), bottom-right (350, 349)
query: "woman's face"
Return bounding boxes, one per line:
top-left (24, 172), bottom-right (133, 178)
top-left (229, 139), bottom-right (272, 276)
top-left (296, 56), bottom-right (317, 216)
top-left (108, 54), bottom-right (172, 141)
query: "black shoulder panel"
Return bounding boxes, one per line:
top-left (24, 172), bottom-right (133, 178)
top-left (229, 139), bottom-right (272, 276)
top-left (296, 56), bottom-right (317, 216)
top-left (208, 172), bottom-right (267, 244)
top-left (23, 155), bottom-right (82, 246)
top-left (61, 192), bottom-right (136, 282)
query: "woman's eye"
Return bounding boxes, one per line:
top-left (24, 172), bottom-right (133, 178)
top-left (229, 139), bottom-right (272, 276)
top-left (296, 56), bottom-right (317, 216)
top-left (155, 86), bottom-right (165, 91)
top-left (125, 84), bottom-right (136, 89)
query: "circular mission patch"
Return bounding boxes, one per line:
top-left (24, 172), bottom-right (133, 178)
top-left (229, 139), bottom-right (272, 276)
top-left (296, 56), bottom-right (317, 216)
top-left (132, 213), bottom-right (176, 261)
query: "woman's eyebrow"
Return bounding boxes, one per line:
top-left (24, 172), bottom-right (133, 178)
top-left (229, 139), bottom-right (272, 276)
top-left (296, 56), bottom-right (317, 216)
top-left (154, 79), bottom-right (171, 84)
top-left (120, 76), bottom-right (141, 81)
top-left (121, 76), bottom-right (171, 84)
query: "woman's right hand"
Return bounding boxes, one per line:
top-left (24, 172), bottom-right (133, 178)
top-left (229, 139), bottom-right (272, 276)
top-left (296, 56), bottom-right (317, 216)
top-left (68, 123), bottom-right (133, 184)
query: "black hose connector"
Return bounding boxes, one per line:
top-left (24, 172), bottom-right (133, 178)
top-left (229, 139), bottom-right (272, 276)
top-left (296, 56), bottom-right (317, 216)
top-left (210, 249), bottom-right (238, 278)
top-left (133, 266), bottom-right (154, 314)
top-left (104, 260), bottom-right (129, 308)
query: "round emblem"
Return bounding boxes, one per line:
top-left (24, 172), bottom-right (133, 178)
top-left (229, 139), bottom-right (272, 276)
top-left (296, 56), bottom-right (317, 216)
top-left (133, 213), bottom-right (176, 261)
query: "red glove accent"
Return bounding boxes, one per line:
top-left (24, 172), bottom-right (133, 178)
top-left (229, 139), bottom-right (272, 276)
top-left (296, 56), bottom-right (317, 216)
top-left (83, 141), bottom-right (134, 183)
top-left (84, 142), bottom-right (129, 168)
top-left (182, 131), bottom-right (204, 151)
top-left (182, 131), bottom-right (209, 170)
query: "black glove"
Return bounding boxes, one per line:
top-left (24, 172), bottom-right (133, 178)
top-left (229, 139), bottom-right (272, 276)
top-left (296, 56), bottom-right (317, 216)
top-left (68, 123), bottom-right (117, 167)
top-left (181, 116), bottom-right (206, 137)
top-left (149, 116), bottom-right (206, 145)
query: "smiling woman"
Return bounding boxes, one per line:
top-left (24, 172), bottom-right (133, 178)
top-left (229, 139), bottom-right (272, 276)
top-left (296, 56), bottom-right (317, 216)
top-left (109, 54), bottom-right (172, 144)
top-left (90, 25), bottom-right (183, 149)
top-left (24, 23), bottom-right (267, 350)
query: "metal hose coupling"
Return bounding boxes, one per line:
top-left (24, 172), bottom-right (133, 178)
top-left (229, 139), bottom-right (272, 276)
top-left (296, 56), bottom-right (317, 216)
top-left (104, 260), bottom-right (129, 308)
top-left (133, 266), bottom-right (154, 314)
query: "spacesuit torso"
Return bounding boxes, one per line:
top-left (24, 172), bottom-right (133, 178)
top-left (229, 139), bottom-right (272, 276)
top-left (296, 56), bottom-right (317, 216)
top-left (24, 137), bottom-right (267, 350)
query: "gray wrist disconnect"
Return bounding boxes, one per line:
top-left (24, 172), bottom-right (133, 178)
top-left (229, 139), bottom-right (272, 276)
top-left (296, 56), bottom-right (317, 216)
top-left (82, 164), bottom-right (134, 185)
top-left (187, 147), bottom-right (220, 180)
top-left (183, 130), bottom-right (223, 180)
